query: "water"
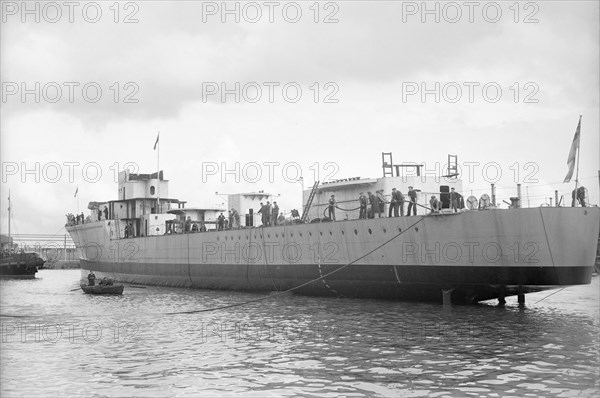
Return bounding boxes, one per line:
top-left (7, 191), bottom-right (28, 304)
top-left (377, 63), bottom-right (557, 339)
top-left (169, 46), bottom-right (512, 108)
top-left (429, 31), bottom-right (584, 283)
top-left (1, 269), bottom-right (598, 397)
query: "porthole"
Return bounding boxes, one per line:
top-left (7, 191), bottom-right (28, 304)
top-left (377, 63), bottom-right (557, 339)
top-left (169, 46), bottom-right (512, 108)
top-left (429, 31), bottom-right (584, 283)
top-left (415, 227), bottom-right (419, 232)
top-left (320, 232), bottom-right (323, 236)
top-left (354, 229), bottom-right (358, 235)
top-left (299, 232), bottom-right (303, 237)
top-left (368, 228), bottom-right (372, 234)
top-left (309, 232), bottom-right (312, 237)
top-left (290, 233), bottom-right (294, 237)
top-left (383, 228), bottom-right (386, 233)
top-left (398, 227), bottom-right (402, 233)
top-left (341, 230), bottom-right (345, 235)
top-left (329, 231), bottom-right (333, 236)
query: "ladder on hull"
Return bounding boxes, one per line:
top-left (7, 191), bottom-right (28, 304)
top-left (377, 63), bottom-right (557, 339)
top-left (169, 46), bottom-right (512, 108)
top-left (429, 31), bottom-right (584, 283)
top-left (301, 181), bottom-right (320, 223)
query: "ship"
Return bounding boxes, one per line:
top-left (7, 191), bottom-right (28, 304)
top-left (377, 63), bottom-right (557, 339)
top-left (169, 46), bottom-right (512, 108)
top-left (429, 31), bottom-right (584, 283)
top-left (0, 250), bottom-right (43, 279)
top-left (1, 195), bottom-right (43, 279)
top-left (66, 155), bottom-right (600, 304)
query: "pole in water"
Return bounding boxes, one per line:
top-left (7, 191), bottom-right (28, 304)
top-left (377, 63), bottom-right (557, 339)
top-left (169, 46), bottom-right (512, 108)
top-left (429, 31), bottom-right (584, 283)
top-left (442, 288), bottom-right (454, 306)
top-left (518, 293), bottom-right (525, 307)
top-left (498, 287), bottom-right (506, 306)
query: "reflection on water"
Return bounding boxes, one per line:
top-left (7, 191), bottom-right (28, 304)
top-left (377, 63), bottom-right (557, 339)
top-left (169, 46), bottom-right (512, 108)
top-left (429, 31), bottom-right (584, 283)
top-left (1, 270), bottom-right (598, 397)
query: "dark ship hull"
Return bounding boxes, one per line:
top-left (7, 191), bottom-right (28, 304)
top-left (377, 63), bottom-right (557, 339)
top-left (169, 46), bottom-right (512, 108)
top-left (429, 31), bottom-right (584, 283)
top-left (0, 252), bottom-right (43, 279)
top-left (68, 207), bottom-right (600, 303)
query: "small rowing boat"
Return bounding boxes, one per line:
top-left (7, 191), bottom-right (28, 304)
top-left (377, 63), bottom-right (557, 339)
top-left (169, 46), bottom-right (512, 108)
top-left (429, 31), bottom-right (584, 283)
top-left (80, 284), bottom-right (124, 295)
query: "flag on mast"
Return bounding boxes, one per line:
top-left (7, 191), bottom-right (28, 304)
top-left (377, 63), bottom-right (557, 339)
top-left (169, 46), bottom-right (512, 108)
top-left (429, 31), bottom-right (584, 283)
top-left (563, 117), bottom-right (581, 183)
top-left (74, 186), bottom-right (78, 197)
top-left (153, 132), bottom-right (160, 150)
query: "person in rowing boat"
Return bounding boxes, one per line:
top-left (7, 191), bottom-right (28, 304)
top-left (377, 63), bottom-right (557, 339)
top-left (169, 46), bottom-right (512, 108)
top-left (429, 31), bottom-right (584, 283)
top-left (87, 271), bottom-right (96, 286)
top-left (99, 277), bottom-right (114, 286)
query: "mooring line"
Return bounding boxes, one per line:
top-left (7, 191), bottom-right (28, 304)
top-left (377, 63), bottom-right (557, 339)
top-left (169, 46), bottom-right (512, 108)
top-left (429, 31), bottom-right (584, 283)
top-left (533, 287), bottom-right (566, 305)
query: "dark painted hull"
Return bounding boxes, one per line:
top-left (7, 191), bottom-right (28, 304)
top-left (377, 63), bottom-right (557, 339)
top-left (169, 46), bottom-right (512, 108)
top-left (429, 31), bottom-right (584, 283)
top-left (67, 207), bottom-right (600, 303)
top-left (0, 252), bottom-right (43, 279)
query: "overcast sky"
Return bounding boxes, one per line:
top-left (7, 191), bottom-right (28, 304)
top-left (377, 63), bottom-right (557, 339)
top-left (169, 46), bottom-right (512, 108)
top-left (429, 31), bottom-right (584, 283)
top-left (1, 0), bottom-right (599, 239)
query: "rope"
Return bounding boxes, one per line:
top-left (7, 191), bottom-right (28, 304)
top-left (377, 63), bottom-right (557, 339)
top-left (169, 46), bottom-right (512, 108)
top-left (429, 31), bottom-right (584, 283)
top-left (166, 214), bottom-right (433, 315)
top-left (533, 287), bottom-right (565, 304)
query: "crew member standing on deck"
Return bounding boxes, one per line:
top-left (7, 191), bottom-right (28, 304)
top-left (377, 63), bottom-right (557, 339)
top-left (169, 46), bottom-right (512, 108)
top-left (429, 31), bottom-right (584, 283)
top-left (328, 195), bottom-right (336, 221)
top-left (367, 191), bottom-right (376, 219)
top-left (272, 202), bottom-right (280, 225)
top-left (449, 187), bottom-right (460, 212)
top-left (217, 213), bottom-right (225, 230)
top-left (231, 208), bottom-right (240, 229)
top-left (359, 192), bottom-right (367, 219)
top-left (398, 189), bottom-right (405, 216)
top-left (103, 207), bottom-right (109, 220)
top-left (376, 190), bottom-right (386, 217)
top-left (257, 202), bottom-right (266, 226)
top-left (266, 202), bottom-right (272, 226)
top-left (389, 188), bottom-right (401, 217)
top-left (430, 195), bottom-right (440, 214)
top-left (407, 186), bottom-right (418, 216)
top-left (373, 192), bottom-right (382, 218)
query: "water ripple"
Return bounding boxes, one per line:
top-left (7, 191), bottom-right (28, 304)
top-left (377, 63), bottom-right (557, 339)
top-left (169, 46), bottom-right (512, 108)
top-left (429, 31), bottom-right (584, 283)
top-left (1, 270), bottom-right (598, 397)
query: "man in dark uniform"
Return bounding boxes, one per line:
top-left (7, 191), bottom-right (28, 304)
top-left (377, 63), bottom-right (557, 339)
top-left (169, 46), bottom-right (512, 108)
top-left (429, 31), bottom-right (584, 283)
top-left (367, 191), bottom-right (376, 219)
top-left (389, 188), bottom-right (401, 217)
top-left (376, 190), bottom-right (385, 217)
top-left (449, 187), bottom-right (460, 212)
top-left (272, 201), bottom-right (280, 225)
top-left (257, 202), bottom-right (266, 226)
top-left (407, 186), bottom-right (418, 216)
top-left (103, 207), bottom-right (109, 220)
top-left (97, 209), bottom-right (102, 221)
top-left (328, 195), bottom-right (336, 221)
top-left (217, 213), bottom-right (225, 230)
top-left (265, 202), bottom-right (272, 226)
top-left (359, 193), bottom-right (367, 219)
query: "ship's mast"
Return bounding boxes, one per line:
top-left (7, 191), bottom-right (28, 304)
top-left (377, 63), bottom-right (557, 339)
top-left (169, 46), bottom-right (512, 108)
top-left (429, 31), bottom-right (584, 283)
top-left (8, 189), bottom-right (11, 241)
top-left (156, 131), bottom-right (160, 214)
top-left (574, 115), bottom-right (582, 195)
